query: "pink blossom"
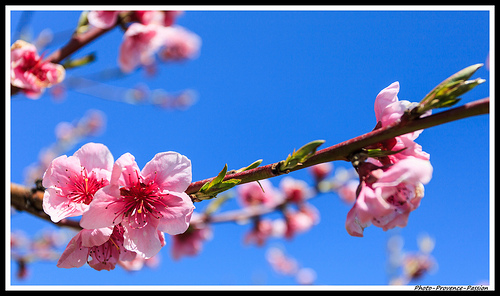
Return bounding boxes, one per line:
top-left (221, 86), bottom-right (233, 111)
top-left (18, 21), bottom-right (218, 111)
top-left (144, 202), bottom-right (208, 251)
top-left (283, 204), bottom-right (320, 239)
top-left (134, 11), bottom-right (183, 27)
top-left (309, 162), bottom-right (333, 183)
top-left (158, 26), bottom-right (201, 61)
top-left (237, 179), bottom-right (282, 208)
top-left (171, 220), bottom-right (212, 260)
top-left (87, 11), bottom-right (121, 29)
top-left (42, 142), bottom-right (113, 223)
top-left (279, 176), bottom-right (314, 204)
top-left (346, 158), bottom-right (432, 237)
top-left (80, 151), bottom-right (194, 258)
top-left (57, 225), bottom-right (141, 271)
top-left (244, 219), bottom-right (274, 246)
top-left (373, 81), bottom-right (431, 162)
top-left (118, 23), bottom-right (167, 73)
top-left (11, 40), bottom-right (65, 99)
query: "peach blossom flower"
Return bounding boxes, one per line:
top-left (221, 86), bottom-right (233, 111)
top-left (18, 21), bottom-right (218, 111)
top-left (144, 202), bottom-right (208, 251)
top-left (80, 151), bottom-right (194, 258)
top-left (57, 225), bottom-right (144, 271)
top-left (11, 40), bottom-right (65, 99)
top-left (42, 142), bottom-right (113, 223)
top-left (346, 158), bottom-right (432, 237)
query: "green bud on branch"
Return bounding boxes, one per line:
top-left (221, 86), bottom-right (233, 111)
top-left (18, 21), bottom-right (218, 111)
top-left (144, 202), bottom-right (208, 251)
top-left (192, 164), bottom-right (242, 202)
top-left (279, 140), bottom-right (325, 172)
top-left (415, 63), bottom-right (485, 115)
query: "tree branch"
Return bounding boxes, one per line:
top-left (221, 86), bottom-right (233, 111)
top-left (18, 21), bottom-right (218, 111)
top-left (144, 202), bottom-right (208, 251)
top-left (9, 97), bottom-right (489, 226)
top-left (186, 97), bottom-right (489, 196)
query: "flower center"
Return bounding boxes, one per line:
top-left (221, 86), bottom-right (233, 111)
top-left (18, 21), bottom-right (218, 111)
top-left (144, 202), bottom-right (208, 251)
top-left (112, 170), bottom-right (170, 229)
top-left (67, 168), bottom-right (108, 205)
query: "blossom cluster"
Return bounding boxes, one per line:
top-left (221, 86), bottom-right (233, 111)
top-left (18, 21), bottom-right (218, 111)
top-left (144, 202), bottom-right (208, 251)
top-left (42, 142), bottom-right (195, 270)
top-left (10, 39), bottom-right (65, 99)
top-left (345, 82), bottom-right (433, 237)
top-left (87, 10), bottom-right (201, 73)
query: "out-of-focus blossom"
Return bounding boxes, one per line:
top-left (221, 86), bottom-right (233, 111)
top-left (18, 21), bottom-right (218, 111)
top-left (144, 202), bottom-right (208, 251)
top-left (266, 247), bottom-right (299, 276)
top-left (80, 151), bottom-right (195, 259)
top-left (279, 176), bottom-right (314, 204)
top-left (244, 219), bottom-right (274, 246)
top-left (42, 143), bottom-right (113, 223)
top-left (171, 214), bottom-right (213, 260)
top-left (134, 11), bottom-right (183, 27)
top-left (237, 179), bottom-right (282, 208)
top-left (337, 179), bottom-right (358, 204)
top-left (295, 267), bottom-right (317, 285)
top-left (402, 253), bottom-right (437, 281)
top-left (283, 204), bottom-right (319, 239)
top-left (11, 40), bottom-right (65, 99)
top-left (158, 25), bottom-right (201, 61)
top-left (309, 162), bottom-right (333, 183)
top-left (87, 11), bottom-right (121, 29)
top-left (118, 23), bottom-right (167, 73)
top-left (346, 158), bottom-right (433, 237)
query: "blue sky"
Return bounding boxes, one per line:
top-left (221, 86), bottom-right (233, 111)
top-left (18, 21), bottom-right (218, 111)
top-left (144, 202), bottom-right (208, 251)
top-left (7, 7), bottom-right (492, 288)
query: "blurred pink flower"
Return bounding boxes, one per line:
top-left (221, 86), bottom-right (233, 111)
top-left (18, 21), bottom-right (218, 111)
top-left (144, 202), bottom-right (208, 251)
top-left (118, 23), bottom-right (167, 73)
top-left (87, 11), bottom-right (121, 29)
top-left (158, 25), bottom-right (201, 61)
top-left (283, 204), bottom-right (319, 239)
top-left (279, 176), bottom-right (314, 204)
top-left (346, 158), bottom-right (433, 237)
top-left (244, 219), bottom-right (274, 246)
top-left (308, 162), bottom-right (333, 183)
top-left (171, 220), bottom-right (212, 260)
top-left (80, 151), bottom-right (194, 258)
top-left (134, 11), bottom-right (183, 27)
top-left (237, 179), bottom-right (282, 208)
top-left (11, 40), bottom-right (65, 99)
top-left (42, 142), bottom-right (113, 223)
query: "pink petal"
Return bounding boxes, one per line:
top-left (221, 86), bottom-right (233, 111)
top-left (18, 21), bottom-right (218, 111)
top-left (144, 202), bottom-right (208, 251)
top-left (122, 224), bottom-right (163, 259)
top-left (374, 81), bottom-right (399, 123)
top-left (80, 227), bottom-right (114, 248)
top-left (56, 232), bottom-right (89, 269)
top-left (79, 185), bottom-right (123, 229)
top-left (74, 142), bottom-right (114, 172)
top-left (156, 191), bottom-right (194, 235)
top-left (141, 151), bottom-right (192, 192)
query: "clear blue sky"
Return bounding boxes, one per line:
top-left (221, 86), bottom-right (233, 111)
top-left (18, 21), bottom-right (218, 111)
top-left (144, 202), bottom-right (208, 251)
top-left (7, 7), bottom-right (492, 288)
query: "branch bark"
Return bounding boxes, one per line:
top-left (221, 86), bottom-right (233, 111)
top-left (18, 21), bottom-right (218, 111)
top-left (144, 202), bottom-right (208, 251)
top-left (186, 97), bottom-right (489, 195)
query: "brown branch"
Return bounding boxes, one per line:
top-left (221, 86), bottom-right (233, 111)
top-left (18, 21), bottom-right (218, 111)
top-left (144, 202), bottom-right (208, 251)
top-left (186, 97), bottom-right (489, 196)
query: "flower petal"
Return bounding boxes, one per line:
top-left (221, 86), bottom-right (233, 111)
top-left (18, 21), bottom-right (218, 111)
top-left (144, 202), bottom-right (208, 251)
top-left (141, 151), bottom-right (192, 192)
top-left (74, 142), bottom-right (114, 172)
top-left (156, 191), bottom-right (194, 235)
top-left (79, 185), bottom-right (123, 229)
